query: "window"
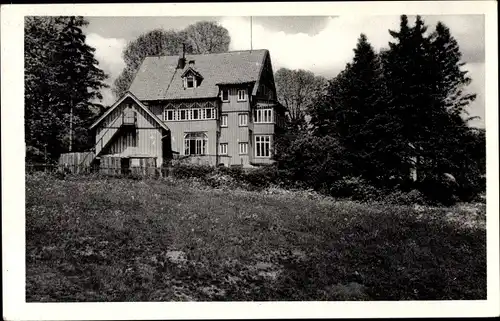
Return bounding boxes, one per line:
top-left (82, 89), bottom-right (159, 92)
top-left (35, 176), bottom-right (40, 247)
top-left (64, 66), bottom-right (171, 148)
top-left (184, 132), bottom-right (207, 155)
top-left (254, 108), bottom-right (273, 123)
top-left (255, 135), bottom-right (271, 157)
top-left (165, 107), bottom-right (216, 121)
top-left (205, 108), bottom-right (213, 119)
top-left (164, 109), bottom-right (174, 121)
top-left (237, 89), bottom-right (246, 101)
top-left (221, 114), bottom-right (228, 127)
top-left (187, 76), bottom-right (194, 88)
top-left (222, 89), bottom-right (229, 102)
top-left (219, 143), bottom-right (228, 155)
top-left (239, 142), bottom-right (248, 155)
top-left (192, 109), bottom-right (199, 120)
top-left (238, 113), bottom-right (248, 126)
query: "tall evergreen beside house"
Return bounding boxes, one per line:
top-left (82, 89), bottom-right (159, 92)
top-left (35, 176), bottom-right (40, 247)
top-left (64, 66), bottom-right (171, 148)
top-left (24, 16), bottom-right (107, 163)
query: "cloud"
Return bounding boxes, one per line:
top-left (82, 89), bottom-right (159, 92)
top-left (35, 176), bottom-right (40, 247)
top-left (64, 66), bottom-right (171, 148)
top-left (221, 15), bottom-right (484, 77)
top-left (85, 33), bottom-right (127, 106)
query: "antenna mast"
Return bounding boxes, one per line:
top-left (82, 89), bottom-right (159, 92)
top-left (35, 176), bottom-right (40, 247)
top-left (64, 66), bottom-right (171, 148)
top-left (250, 16), bottom-right (253, 51)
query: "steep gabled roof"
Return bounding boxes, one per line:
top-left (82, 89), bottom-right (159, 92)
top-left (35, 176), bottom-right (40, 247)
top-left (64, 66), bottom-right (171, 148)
top-left (180, 67), bottom-right (203, 79)
top-left (128, 49), bottom-right (269, 101)
top-left (89, 91), bottom-right (169, 131)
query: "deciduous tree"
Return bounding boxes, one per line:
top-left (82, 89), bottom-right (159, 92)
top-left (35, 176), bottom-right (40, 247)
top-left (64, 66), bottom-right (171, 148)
top-left (112, 29), bottom-right (187, 97)
top-left (184, 21), bottom-right (230, 54)
top-left (274, 68), bottom-right (327, 133)
top-left (113, 21), bottom-right (231, 97)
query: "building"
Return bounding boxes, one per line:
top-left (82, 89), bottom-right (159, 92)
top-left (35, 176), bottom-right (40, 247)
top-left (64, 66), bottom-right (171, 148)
top-left (90, 48), bottom-right (285, 170)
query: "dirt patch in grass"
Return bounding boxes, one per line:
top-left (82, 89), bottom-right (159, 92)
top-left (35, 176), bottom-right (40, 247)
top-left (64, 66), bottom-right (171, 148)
top-left (26, 174), bottom-right (486, 301)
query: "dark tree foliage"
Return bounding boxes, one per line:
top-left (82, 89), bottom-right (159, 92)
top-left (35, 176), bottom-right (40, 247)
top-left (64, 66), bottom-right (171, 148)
top-left (274, 135), bottom-right (353, 192)
top-left (25, 16), bottom-right (108, 163)
top-left (291, 15), bottom-right (484, 202)
top-left (310, 34), bottom-right (394, 184)
top-left (381, 15), bottom-right (439, 182)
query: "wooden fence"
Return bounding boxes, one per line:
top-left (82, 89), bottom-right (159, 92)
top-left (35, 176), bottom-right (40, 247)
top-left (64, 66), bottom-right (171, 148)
top-left (99, 157), bottom-right (159, 177)
top-left (26, 163), bottom-right (169, 178)
top-left (29, 154), bottom-right (236, 178)
top-left (58, 152), bottom-right (95, 174)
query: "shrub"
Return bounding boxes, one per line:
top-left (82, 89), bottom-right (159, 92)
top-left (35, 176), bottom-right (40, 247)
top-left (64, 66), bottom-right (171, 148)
top-left (417, 173), bottom-right (459, 206)
top-left (241, 166), bottom-right (279, 189)
top-left (204, 173), bottom-right (236, 189)
top-left (454, 172), bottom-right (486, 203)
top-left (216, 165), bottom-right (244, 181)
top-left (275, 135), bottom-right (352, 190)
top-left (329, 176), bottom-right (381, 202)
top-left (171, 163), bottom-right (214, 180)
top-left (385, 189), bottom-right (427, 205)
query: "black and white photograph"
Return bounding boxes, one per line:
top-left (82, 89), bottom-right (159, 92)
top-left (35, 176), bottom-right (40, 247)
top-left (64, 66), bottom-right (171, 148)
top-left (1, 1), bottom-right (498, 320)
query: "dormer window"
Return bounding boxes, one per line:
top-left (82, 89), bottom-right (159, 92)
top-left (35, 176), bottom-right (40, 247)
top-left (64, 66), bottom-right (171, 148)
top-left (181, 67), bottom-right (203, 89)
top-left (187, 76), bottom-right (194, 88)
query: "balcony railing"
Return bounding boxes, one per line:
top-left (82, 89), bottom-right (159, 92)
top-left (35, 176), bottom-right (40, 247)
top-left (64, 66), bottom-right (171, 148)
top-left (122, 112), bottom-right (137, 126)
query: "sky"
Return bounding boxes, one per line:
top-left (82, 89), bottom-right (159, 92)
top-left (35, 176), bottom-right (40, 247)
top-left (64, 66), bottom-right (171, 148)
top-left (83, 15), bottom-right (485, 128)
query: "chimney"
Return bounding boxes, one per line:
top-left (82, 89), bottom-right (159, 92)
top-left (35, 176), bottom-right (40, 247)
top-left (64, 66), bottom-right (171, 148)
top-left (177, 43), bottom-right (186, 69)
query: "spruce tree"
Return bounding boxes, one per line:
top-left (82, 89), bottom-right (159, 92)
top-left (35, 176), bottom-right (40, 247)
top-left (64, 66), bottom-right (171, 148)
top-left (54, 16), bottom-right (108, 152)
top-left (337, 34), bottom-right (393, 181)
top-left (382, 15), bottom-right (439, 182)
top-left (24, 16), bottom-right (108, 162)
top-left (426, 21), bottom-right (482, 199)
top-left (310, 35), bottom-right (393, 183)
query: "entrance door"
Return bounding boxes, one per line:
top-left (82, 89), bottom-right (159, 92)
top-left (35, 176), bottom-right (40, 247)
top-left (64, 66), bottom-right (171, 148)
top-left (121, 158), bottom-right (131, 175)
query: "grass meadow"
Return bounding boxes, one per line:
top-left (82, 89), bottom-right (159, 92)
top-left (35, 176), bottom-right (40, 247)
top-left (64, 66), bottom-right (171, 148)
top-left (26, 173), bottom-right (486, 301)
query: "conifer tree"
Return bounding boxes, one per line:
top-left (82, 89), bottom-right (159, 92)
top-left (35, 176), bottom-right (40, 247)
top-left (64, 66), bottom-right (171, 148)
top-left (25, 16), bottom-right (108, 162)
top-left (381, 15), bottom-right (439, 181)
top-left (310, 35), bottom-right (393, 182)
top-left (54, 16), bottom-right (108, 152)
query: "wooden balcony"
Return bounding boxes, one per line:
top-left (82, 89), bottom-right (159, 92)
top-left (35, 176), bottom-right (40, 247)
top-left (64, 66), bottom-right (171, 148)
top-left (122, 111), bottom-right (137, 126)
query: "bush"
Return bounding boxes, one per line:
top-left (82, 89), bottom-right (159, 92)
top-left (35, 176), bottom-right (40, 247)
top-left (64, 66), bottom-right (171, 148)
top-left (171, 163), bottom-right (214, 180)
top-left (275, 135), bottom-right (352, 190)
top-left (216, 165), bottom-right (244, 181)
top-left (454, 172), bottom-right (485, 203)
top-left (204, 173), bottom-right (236, 189)
top-left (385, 189), bottom-right (427, 205)
top-left (241, 166), bottom-right (279, 189)
top-left (329, 176), bottom-right (381, 202)
top-left (417, 173), bottom-right (458, 206)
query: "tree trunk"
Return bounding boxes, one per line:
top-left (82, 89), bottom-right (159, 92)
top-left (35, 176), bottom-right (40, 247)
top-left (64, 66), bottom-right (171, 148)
top-left (69, 101), bottom-right (73, 152)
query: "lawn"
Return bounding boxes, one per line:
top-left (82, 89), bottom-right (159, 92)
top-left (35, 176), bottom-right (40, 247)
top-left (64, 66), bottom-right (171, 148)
top-left (25, 173), bottom-right (486, 301)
